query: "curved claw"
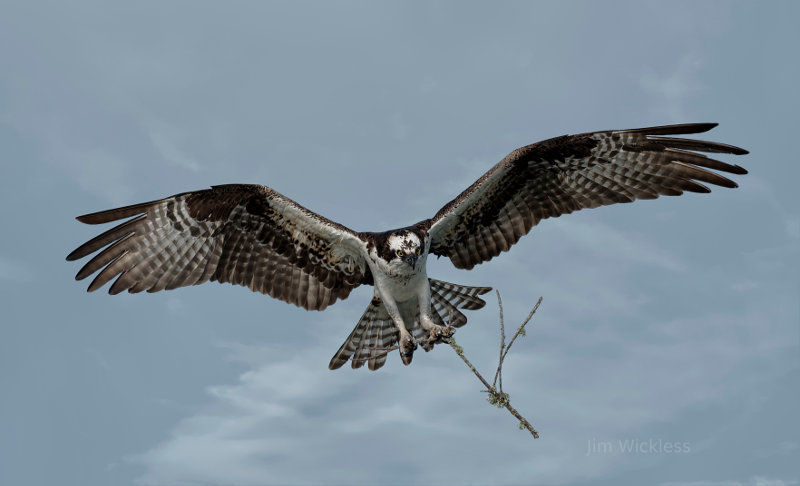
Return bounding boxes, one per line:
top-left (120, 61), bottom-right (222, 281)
top-left (399, 333), bottom-right (417, 365)
top-left (429, 325), bottom-right (455, 342)
top-left (420, 325), bottom-right (456, 352)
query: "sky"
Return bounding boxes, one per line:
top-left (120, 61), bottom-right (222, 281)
top-left (1, 1), bottom-right (798, 485)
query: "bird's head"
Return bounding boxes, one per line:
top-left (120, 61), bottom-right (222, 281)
top-left (386, 230), bottom-right (424, 270)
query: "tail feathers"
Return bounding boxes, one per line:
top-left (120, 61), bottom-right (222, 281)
top-left (429, 279), bottom-right (492, 328)
top-left (328, 297), bottom-right (397, 371)
top-left (328, 280), bottom-right (491, 371)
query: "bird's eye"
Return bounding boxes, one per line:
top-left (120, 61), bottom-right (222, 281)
top-left (415, 248), bottom-right (421, 255)
top-left (396, 250), bottom-right (404, 257)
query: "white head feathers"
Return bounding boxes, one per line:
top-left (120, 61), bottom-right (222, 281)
top-left (387, 232), bottom-right (421, 253)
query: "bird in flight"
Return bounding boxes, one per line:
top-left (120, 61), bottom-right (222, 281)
top-left (67, 123), bottom-right (747, 370)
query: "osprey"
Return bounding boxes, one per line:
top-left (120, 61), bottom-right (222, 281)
top-left (67, 123), bottom-right (747, 370)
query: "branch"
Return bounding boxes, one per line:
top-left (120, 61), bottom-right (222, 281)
top-left (497, 295), bottom-right (542, 382)
top-left (444, 292), bottom-right (543, 439)
top-left (493, 290), bottom-right (506, 392)
top-left (345, 292), bottom-right (544, 439)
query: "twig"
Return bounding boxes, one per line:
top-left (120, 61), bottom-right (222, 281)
top-left (346, 292), bottom-right (544, 439)
top-left (445, 293), bottom-right (543, 439)
top-left (494, 290), bottom-right (506, 392)
top-left (501, 296), bottom-right (542, 364)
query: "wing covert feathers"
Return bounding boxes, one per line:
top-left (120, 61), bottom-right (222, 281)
top-left (426, 123), bottom-right (748, 270)
top-left (67, 184), bottom-right (369, 310)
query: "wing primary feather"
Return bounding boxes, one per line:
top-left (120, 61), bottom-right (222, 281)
top-left (102, 224), bottom-right (177, 292)
top-left (620, 123), bottom-right (718, 135)
top-left (649, 136), bottom-right (749, 156)
top-left (67, 214), bottom-right (146, 261)
top-left (663, 148), bottom-right (749, 175)
top-left (86, 250), bottom-right (131, 292)
top-left (669, 161), bottom-right (739, 189)
top-left (76, 201), bottom-right (160, 224)
top-left (75, 232), bottom-right (135, 281)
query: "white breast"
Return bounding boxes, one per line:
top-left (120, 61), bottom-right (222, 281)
top-left (367, 248), bottom-right (428, 303)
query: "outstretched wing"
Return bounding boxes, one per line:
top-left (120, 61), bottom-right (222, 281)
top-left (426, 123), bottom-right (748, 270)
top-left (67, 184), bottom-right (370, 310)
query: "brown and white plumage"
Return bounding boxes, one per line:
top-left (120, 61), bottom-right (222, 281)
top-left (328, 279), bottom-right (491, 370)
top-left (67, 123), bottom-right (747, 370)
top-left (67, 184), bottom-right (369, 310)
top-left (425, 123), bottom-right (747, 269)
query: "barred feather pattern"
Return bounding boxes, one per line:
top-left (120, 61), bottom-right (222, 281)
top-left (428, 279), bottom-right (492, 328)
top-left (67, 184), bottom-right (370, 311)
top-left (328, 279), bottom-right (491, 371)
top-left (426, 123), bottom-right (748, 270)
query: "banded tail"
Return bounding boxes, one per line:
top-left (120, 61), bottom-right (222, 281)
top-left (328, 279), bottom-right (491, 370)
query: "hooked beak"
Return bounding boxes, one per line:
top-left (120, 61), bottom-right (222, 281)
top-left (403, 253), bottom-right (418, 269)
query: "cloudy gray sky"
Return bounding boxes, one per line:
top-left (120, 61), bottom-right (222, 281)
top-left (1, 1), bottom-right (798, 485)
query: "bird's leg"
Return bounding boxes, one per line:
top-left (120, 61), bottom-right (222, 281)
top-left (394, 317), bottom-right (417, 365)
top-left (398, 331), bottom-right (417, 365)
top-left (380, 292), bottom-right (417, 365)
top-left (418, 284), bottom-right (455, 343)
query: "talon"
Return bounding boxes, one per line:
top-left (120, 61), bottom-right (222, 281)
top-left (429, 325), bottom-right (455, 342)
top-left (399, 334), bottom-right (417, 365)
